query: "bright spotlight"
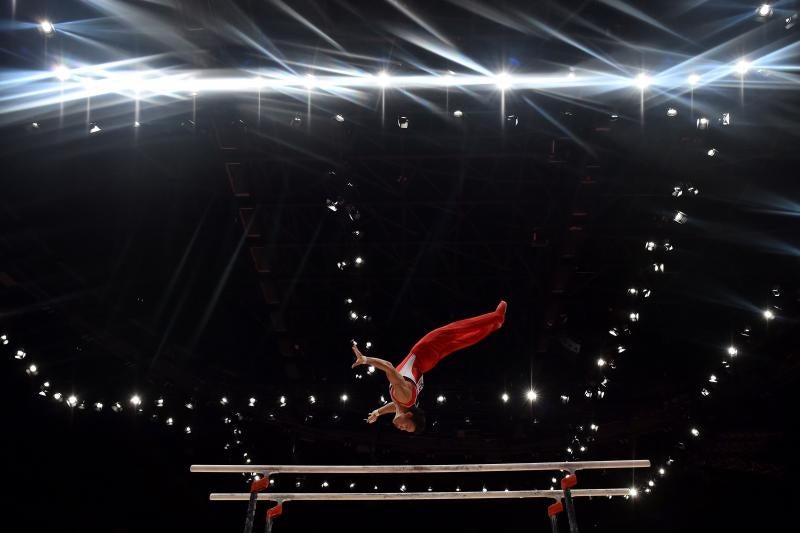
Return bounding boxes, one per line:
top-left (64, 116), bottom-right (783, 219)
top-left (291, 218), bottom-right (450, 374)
top-left (334, 114), bottom-right (344, 122)
top-left (763, 309), bottom-right (775, 320)
top-left (303, 74), bottom-right (316, 90)
top-left (495, 72), bottom-right (512, 90)
top-left (707, 148), bottom-right (719, 157)
top-left (501, 392), bottom-right (510, 403)
top-left (397, 116), bottom-right (409, 129)
top-left (526, 389), bottom-right (538, 402)
top-left (757, 4), bottom-right (773, 18)
top-left (39, 21), bottom-right (55, 34)
top-left (377, 71), bottom-right (391, 88)
top-left (688, 74), bottom-right (700, 87)
top-left (634, 73), bottom-right (651, 90)
top-left (727, 346), bottom-right (738, 357)
top-left (436, 395), bottom-right (446, 404)
top-left (735, 60), bottom-right (751, 75)
top-left (53, 65), bottom-right (70, 82)
top-left (89, 123), bottom-right (102, 134)
top-left (673, 211), bottom-right (688, 224)
top-left (453, 110), bottom-right (464, 118)
top-left (666, 108), bottom-right (678, 117)
top-left (697, 117), bottom-right (710, 130)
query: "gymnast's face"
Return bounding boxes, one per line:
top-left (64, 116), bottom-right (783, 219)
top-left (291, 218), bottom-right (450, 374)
top-left (393, 412), bottom-right (416, 433)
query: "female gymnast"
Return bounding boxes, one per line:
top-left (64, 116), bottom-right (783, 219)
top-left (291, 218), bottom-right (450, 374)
top-left (351, 301), bottom-right (507, 434)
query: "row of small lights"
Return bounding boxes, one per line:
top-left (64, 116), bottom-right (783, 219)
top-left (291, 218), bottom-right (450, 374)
top-left (568, 170), bottom-right (782, 499)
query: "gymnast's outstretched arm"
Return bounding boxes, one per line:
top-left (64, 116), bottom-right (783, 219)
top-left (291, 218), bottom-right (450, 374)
top-left (366, 402), bottom-right (396, 423)
top-left (351, 345), bottom-right (404, 385)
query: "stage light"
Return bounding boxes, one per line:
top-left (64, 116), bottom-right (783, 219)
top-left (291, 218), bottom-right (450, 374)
top-left (367, 365), bottom-right (375, 374)
top-left (772, 287), bottom-right (781, 297)
top-left (628, 288), bottom-right (639, 295)
top-left (290, 113), bottom-right (303, 127)
top-left (701, 388), bottom-right (710, 397)
top-left (39, 21), bottom-right (55, 34)
top-left (345, 298), bottom-right (353, 304)
top-left (156, 398), bottom-right (164, 407)
top-left (688, 74), bottom-right (700, 86)
top-left (94, 402), bottom-right (104, 411)
top-left (334, 114), bottom-right (345, 122)
top-left (628, 488), bottom-right (638, 497)
top-left (130, 394), bottom-right (142, 406)
top-left (590, 423), bottom-right (599, 431)
top-left (506, 114), bottom-right (519, 126)
top-left (526, 389), bottom-right (538, 401)
top-left (184, 426), bottom-right (192, 434)
top-left (340, 393), bottom-right (348, 402)
top-left (400, 484), bottom-right (407, 492)
top-left (495, 72), bottom-right (512, 90)
top-left (482, 486), bottom-right (488, 493)
top-left (15, 350), bottom-right (26, 359)
top-left (501, 392), bottom-right (510, 403)
top-left (707, 148), bottom-right (719, 157)
top-left (67, 395), bottom-right (78, 407)
top-left (560, 395), bottom-right (570, 403)
top-left (380, 395), bottom-right (387, 403)
top-left (53, 392), bottom-right (63, 401)
top-left (112, 402), bottom-right (122, 412)
top-left (609, 328), bottom-right (618, 336)
top-left (597, 358), bottom-right (607, 367)
top-left (721, 113), bottom-right (731, 126)
top-left (727, 346), bottom-right (738, 357)
top-left (436, 395), bottom-right (446, 404)
top-left (279, 396), bottom-right (286, 406)
top-left (26, 364), bottom-right (38, 376)
top-left (377, 71), bottom-right (391, 88)
top-left (786, 13), bottom-right (798, 29)
top-left (551, 477), bottom-right (558, 483)
top-left (397, 116), bottom-right (409, 129)
top-left (645, 241), bottom-right (656, 251)
top-left (453, 110), bottom-right (464, 118)
top-left (634, 73), bottom-right (651, 90)
top-left (220, 397), bottom-right (228, 405)
top-left (674, 211), bottom-right (687, 224)
top-left (354, 256), bottom-right (364, 265)
top-left (709, 374), bottom-right (718, 383)
top-left (629, 312), bottom-right (639, 322)
top-left (658, 468), bottom-right (666, 475)
top-left (303, 74), bottom-right (316, 90)
top-left (735, 59), bottom-right (750, 75)
top-left (308, 395), bottom-right (316, 404)
top-left (350, 483), bottom-right (356, 489)
top-left (617, 345), bottom-right (626, 353)
top-left (365, 341), bottom-right (372, 349)
top-left (757, 4), bottom-right (773, 18)
top-left (696, 117), bottom-right (709, 130)
top-left (690, 427), bottom-right (700, 437)
top-left (349, 311), bottom-right (358, 320)
top-left (763, 309), bottom-right (775, 320)
top-left (89, 123), bottom-right (102, 134)
top-left (666, 107), bottom-right (678, 117)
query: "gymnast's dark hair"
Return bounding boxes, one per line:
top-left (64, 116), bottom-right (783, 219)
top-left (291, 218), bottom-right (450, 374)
top-left (409, 405), bottom-right (426, 435)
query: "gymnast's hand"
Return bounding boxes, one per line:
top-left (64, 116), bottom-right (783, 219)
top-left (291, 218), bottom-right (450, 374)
top-left (366, 410), bottom-right (380, 424)
top-left (351, 345), bottom-right (368, 368)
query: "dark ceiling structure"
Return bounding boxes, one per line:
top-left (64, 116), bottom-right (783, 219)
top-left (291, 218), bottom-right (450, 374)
top-left (1, 1), bottom-right (799, 532)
